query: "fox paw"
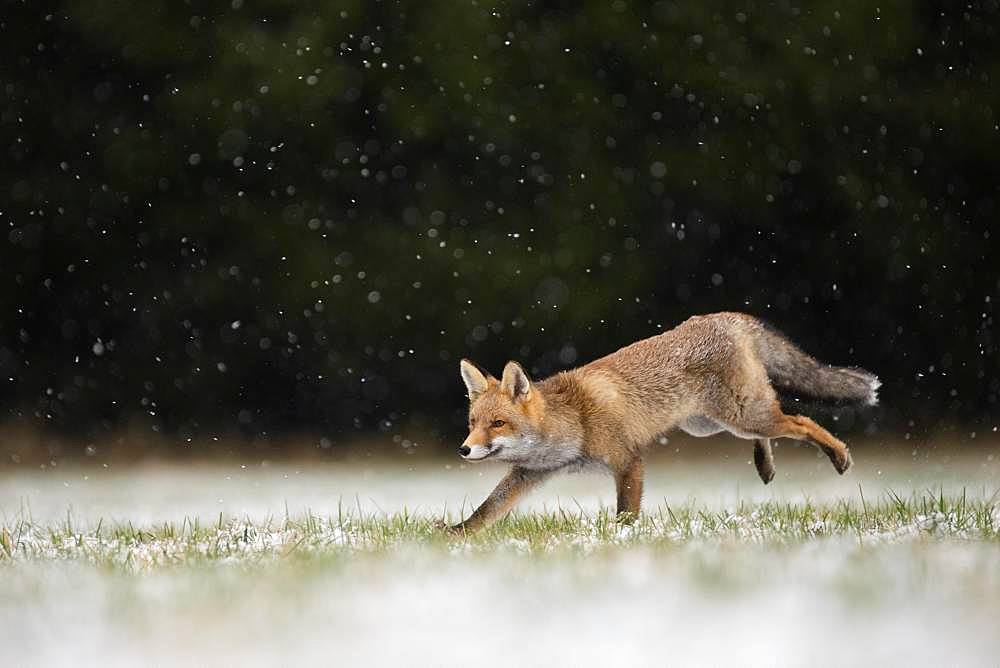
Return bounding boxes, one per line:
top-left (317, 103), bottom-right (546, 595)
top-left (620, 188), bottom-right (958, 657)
top-left (434, 519), bottom-right (468, 536)
top-left (753, 446), bottom-right (775, 484)
top-left (825, 447), bottom-right (853, 475)
top-left (615, 511), bottom-right (639, 525)
top-left (756, 465), bottom-right (775, 485)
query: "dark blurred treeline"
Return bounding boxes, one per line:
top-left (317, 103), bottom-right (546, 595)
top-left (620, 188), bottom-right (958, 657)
top-left (2, 1), bottom-right (998, 455)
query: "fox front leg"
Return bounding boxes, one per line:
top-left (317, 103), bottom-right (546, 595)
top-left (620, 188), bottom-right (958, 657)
top-left (613, 457), bottom-right (644, 524)
top-left (449, 466), bottom-right (550, 533)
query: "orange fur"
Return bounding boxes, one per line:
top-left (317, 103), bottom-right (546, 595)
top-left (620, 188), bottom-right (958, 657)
top-left (450, 312), bottom-right (876, 532)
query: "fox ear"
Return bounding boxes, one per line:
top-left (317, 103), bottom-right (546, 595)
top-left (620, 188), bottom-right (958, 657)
top-left (459, 359), bottom-right (492, 401)
top-left (500, 361), bottom-right (532, 402)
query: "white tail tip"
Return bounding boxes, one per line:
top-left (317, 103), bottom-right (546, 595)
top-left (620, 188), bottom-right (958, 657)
top-left (866, 376), bottom-right (881, 406)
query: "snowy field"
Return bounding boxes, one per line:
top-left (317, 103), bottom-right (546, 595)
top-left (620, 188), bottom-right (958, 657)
top-left (2, 442), bottom-right (999, 667)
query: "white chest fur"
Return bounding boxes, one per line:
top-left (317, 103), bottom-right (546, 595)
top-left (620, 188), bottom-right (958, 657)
top-left (493, 433), bottom-right (583, 470)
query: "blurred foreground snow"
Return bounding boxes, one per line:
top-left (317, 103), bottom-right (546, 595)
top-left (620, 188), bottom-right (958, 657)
top-left (2, 447), bottom-right (999, 667)
top-left (4, 542), bottom-right (1000, 667)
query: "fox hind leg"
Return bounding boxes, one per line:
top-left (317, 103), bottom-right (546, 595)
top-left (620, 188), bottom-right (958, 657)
top-left (753, 438), bottom-right (775, 484)
top-left (783, 414), bottom-right (853, 474)
top-left (757, 411), bottom-right (852, 475)
top-left (724, 398), bottom-right (852, 476)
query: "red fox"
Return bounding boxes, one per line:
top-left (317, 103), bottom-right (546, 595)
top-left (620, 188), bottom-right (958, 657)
top-left (449, 312), bottom-right (879, 532)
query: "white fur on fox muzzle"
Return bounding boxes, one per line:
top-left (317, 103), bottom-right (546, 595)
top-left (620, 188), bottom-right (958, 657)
top-left (461, 444), bottom-right (493, 461)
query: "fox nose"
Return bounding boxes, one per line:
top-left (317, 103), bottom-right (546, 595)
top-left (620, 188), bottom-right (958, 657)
top-left (458, 446), bottom-right (471, 457)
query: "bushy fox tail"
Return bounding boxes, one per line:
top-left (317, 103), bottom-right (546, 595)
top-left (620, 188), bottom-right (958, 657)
top-left (752, 323), bottom-right (880, 406)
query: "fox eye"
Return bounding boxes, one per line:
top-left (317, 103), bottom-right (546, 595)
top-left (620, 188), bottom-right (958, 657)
top-left (491, 419), bottom-right (506, 428)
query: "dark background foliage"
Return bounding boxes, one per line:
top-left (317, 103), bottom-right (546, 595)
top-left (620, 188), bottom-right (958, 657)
top-left (2, 1), bottom-right (998, 454)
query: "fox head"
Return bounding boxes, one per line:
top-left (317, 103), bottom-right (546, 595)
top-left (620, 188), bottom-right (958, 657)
top-left (458, 359), bottom-right (545, 463)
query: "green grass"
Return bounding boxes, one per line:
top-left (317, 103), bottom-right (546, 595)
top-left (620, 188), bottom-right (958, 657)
top-left (4, 480), bottom-right (1000, 666)
top-left (4, 454), bottom-right (1000, 665)
top-left (2, 490), bottom-right (996, 571)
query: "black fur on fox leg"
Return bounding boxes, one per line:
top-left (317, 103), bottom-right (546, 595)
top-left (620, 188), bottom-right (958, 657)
top-left (754, 439), bottom-right (775, 484)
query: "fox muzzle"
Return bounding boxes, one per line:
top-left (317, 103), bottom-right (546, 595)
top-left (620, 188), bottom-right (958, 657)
top-left (459, 440), bottom-right (496, 461)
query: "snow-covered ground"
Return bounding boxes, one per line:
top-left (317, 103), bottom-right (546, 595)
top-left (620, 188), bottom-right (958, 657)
top-left (2, 443), bottom-right (996, 525)
top-left (5, 541), bottom-right (999, 667)
top-left (2, 445), bottom-right (999, 667)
